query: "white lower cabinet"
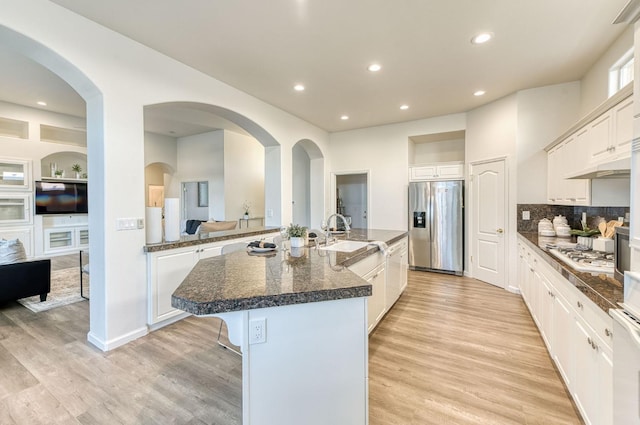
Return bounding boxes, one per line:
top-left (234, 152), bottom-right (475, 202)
top-left (518, 239), bottom-right (613, 425)
top-left (348, 252), bottom-right (386, 333)
top-left (365, 263), bottom-right (386, 333)
top-left (385, 238), bottom-right (408, 310)
top-left (146, 233), bottom-right (276, 329)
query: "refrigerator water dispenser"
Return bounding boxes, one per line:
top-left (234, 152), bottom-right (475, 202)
top-left (413, 212), bottom-right (426, 228)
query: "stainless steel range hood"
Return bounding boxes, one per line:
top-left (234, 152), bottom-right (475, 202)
top-left (566, 157), bottom-right (631, 179)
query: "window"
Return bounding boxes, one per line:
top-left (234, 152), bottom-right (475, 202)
top-left (609, 48), bottom-right (634, 97)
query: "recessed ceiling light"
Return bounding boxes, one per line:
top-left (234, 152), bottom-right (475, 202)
top-left (368, 63), bottom-right (382, 72)
top-left (471, 32), bottom-right (493, 45)
top-left (37, 101), bottom-right (47, 106)
top-left (340, 115), bottom-right (349, 120)
top-left (474, 90), bottom-right (486, 96)
top-left (294, 84), bottom-right (305, 91)
top-left (400, 104), bottom-right (409, 110)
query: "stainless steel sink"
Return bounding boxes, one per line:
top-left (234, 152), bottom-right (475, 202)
top-left (318, 240), bottom-right (370, 252)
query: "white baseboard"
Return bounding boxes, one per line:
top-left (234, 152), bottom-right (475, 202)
top-left (148, 311), bottom-right (191, 332)
top-left (507, 285), bottom-right (521, 295)
top-left (87, 326), bottom-right (148, 352)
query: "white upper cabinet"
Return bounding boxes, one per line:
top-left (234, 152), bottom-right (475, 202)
top-left (547, 135), bottom-right (590, 206)
top-left (587, 95), bottom-right (633, 165)
top-left (0, 158), bottom-right (31, 191)
top-left (409, 162), bottom-right (463, 181)
top-left (588, 111), bottom-right (613, 165)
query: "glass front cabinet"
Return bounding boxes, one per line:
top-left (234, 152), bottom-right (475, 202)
top-left (0, 158), bottom-right (31, 191)
top-left (0, 193), bottom-right (31, 225)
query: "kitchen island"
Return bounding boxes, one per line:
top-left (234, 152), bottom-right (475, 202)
top-left (172, 229), bottom-right (407, 425)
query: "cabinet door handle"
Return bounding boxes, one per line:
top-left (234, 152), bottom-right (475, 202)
top-left (605, 328), bottom-right (612, 337)
top-left (496, 228), bottom-right (504, 234)
top-left (577, 301), bottom-right (583, 309)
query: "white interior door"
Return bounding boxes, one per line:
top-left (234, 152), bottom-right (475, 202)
top-left (471, 159), bottom-right (506, 288)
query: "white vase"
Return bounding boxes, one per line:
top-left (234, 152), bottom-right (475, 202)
top-left (290, 237), bottom-right (305, 248)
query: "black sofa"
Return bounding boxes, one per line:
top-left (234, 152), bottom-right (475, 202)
top-left (0, 259), bottom-right (51, 303)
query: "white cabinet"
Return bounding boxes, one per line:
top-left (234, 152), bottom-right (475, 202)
top-left (588, 111), bottom-right (614, 165)
top-left (348, 251), bottom-right (386, 333)
top-left (0, 193), bottom-right (32, 225)
top-left (611, 97), bottom-right (633, 158)
top-left (148, 243), bottom-right (225, 327)
top-left (518, 238), bottom-right (613, 425)
top-left (146, 232), bottom-right (277, 329)
top-left (43, 225), bottom-right (88, 254)
top-left (547, 135), bottom-right (590, 206)
top-left (588, 97), bottom-right (633, 165)
top-left (0, 158), bottom-right (31, 191)
top-left (573, 314), bottom-right (613, 425)
top-left (0, 227), bottom-right (33, 257)
top-left (409, 162), bottom-right (463, 181)
top-left (364, 263), bottom-right (386, 333)
top-left (385, 238), bottom-right (408, 310)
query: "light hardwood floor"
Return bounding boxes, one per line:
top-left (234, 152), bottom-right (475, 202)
top-left (368, 271), bottom-right (583, 425)
top-left (0, 271), bottom-right (583, 424)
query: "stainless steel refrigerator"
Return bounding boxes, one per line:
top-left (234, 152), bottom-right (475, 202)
top-left (409, 180), bottom-right (463, 275)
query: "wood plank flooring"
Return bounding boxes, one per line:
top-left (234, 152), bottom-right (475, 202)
top-left (0, 270), bottom-right (583, 424)
top-left (368, 271), bottom-right (583, 425)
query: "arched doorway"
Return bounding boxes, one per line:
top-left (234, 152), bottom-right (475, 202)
top-left (292, 139), bottom-right (324, 230)
top-left (144, 102), bottom-right (282, 228)
top-left (0, 25), bottom-right (104, 343)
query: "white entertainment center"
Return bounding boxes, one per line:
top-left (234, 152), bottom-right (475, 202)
top-left (0, 105), bottom-right (89, 258)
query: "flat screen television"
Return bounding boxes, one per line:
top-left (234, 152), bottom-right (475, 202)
top-left (35, 181), bottom-right (88, 214)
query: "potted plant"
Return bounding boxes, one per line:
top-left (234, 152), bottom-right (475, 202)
top-left (71, 164), bottom-right (82, 179)
top-left (287, 223), bottom-right (307, 248)
top-left (54, 169), bottom-right (64, 178)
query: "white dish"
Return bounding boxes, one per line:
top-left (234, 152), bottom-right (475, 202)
top-left (249, 247), bottom-right (277, 253)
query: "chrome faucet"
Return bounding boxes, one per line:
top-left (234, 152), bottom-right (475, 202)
top-left (325, 213), bottom-right (351, 240)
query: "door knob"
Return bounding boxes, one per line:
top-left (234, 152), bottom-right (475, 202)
top-left (496, 228), bottom-right (504, 234)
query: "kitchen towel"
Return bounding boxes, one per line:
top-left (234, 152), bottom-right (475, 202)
top-left (164, 198), bottom-right (180, 242)
top-left (145, 207), bottom-right (163, 244)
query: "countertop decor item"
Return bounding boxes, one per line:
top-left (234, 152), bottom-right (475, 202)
top-left (287, 223), bottom-right (307, 248)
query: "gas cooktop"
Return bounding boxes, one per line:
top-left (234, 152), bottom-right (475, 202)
top-left (548, 245), bottom-right (614, 274)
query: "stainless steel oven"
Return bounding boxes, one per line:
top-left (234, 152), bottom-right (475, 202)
top-left (615, 226), bottom-right (630, 283)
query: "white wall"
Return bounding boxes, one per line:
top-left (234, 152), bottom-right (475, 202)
top-left (223, 130), bottom-right (265, 221)
top-left (411, 138), bottom-right (465, 164)
top-left (466, 94), bottom-right (518, 290)
top-left (174, 130), bottom-right (225, 219)
top-left (1, 0), bottom-right (330, 350)
top-left (516, 82), bottom-right (581, 203)
top-left (580, 26), bottom-right (634, 116)
top-left (328, 114), bottom-right (466, 231)
top-left (144, 132), bottom-right (177, 171)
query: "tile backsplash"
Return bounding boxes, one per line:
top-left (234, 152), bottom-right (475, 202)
top-left (517, 204), bottom-right (629, 232)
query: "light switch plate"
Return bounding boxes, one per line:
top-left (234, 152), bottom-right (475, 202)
top-left (522, 211), bottom-right (530, 220)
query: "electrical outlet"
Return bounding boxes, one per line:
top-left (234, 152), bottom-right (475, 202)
top-left (522, 211), bottom-right (530, 220)
top-left (249, 318), bottom-right (266, 344)
top-left (267, 209), bottom-right (274, 218)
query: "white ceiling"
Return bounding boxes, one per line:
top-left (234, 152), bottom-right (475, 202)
top-left (0, 0), bottom-right (632, 134)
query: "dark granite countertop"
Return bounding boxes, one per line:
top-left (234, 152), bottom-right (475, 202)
top-left (172, 229), bottom-right (407, 315)
top-left (518, 232), bottom-right (623, 313)
top-left (144, 226), bottom-right (281, 253)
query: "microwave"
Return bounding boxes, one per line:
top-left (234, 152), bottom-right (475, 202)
top-left (615, 226), bottom-right (631, 283)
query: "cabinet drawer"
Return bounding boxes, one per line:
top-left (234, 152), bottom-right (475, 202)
top-left (572, 290), bottom-right (614, 350)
